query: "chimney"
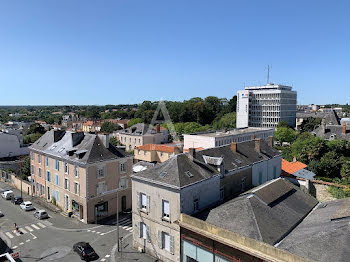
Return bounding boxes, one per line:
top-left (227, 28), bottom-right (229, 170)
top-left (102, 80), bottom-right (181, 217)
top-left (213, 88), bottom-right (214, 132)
top-left (293, 156), bottom-right (297, 163)
top-left (268, 136), bottom-right (274, 147)
top-left (255, 138), bottom-right (261, 153)
top-left (54, 130), bottom-right (66, 142)
top-left (98, 133), bottom-right (110, 148)
top-left (189, 148), bottom-right (196, 160)
top-left (71, 132), bottom-right (85, 147)
top-left (342, 124), bottom-right (347, 135)
top-left (231, 142), bottom-right (237, 152)
top-left (156, 124), bottom-right (161, 133)
top-left (251, 134), bottom-right (256, 140)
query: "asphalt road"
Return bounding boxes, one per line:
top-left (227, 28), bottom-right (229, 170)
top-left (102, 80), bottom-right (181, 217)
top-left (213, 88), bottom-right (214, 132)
top-left (0, 181), bottom-right (134, 262)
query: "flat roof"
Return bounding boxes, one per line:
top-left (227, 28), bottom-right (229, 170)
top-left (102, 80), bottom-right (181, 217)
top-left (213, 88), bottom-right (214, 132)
top-left (185, 127), bottom-right (274, 138)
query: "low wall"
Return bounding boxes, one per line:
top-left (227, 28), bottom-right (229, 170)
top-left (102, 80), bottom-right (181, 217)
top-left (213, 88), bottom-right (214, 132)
top-left (0, 171), bottom-right (32, 196)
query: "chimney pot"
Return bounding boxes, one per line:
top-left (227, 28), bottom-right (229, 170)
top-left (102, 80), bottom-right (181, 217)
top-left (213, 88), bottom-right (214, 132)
top-left (231, 142), bottom-right (237, 152)
top-left (255, 138), bottom-right (261, 153)
top-left (156, 124), bottom-right (161, 133)
top-left (268, 136), bottom-right (274, 147)
top-left (293, 156), bottom-right (297, 163)
top-left (189, 148), bottom-right (196, 160)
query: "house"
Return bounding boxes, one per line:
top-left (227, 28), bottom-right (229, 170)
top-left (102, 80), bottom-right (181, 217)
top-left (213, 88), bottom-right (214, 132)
top-left (29, 130), bottom-right (133, 223)
top-left (281, 158), bottom-right (315, 180)
top-left (118, 123), bottom-right (168, 151)
top-left (134, 142), bottom-right (183, 164)
top-left (312, 123), bottom-right (350, 141)
top-left (131, 153), bottom-right (221, 262)
top-left (183, 127), bottom-right (274, 150)
top-left (102, 119), bottom-right (129, 129)
top-left (179, 178), bottom-right (318, 262)
top-left (0, 130), bottom-right (29, 158)
top-left (192, 137), bottom-right (282, 200)
top-left (279, 198), bottom-right (350, 262)
top-left (82, 121), bottom-right (102, 133)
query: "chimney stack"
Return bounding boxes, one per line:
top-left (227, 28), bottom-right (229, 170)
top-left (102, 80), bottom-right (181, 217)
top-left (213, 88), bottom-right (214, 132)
top-left (255, 138), bottom-right (261, 153)
top-left (156, 124), bottom-right (161, 133)
top-left (342, 124), bottom-right (347, 135)
top-left (98, 133), bottom-right (110, 148)
top-left (268, 136), bottom-right (274, 147)
top-left (293, 156), bottom-right (297, 163)
top-left (231, 142), bottom-right (237, 152)
top-left (189, 148), bottom-right (196, 160)
top-left (251, 134), bottom-right (256, 140)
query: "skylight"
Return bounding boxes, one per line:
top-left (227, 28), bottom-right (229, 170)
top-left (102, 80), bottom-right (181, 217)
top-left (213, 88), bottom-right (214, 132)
top-left (58, 147), bottom-right (65, 153)
top-left (160, 172), bottom-right (167, 178)
top-left (50, 145), bottom-right (57, 150)
top-left (185, 171), bottom-right (193, 178)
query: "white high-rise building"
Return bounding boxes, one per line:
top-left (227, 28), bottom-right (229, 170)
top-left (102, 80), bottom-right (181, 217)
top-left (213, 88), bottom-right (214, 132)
top-left (236, 84), bottom-right (297, 128)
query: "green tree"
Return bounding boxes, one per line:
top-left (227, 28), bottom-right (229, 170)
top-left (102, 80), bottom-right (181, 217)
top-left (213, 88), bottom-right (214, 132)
top-left (300, 117), bottom-right (322, 132)
top-left (24, 123), bottom-right (46, 135)
top-left (274, 127), bottom-right (297, 145)
top-left (318, 151), bottom-right (344, 178)
top-left (277, 121), bottom-right (290, 128)
top-left (213, 112), bottom-right (236, 130)
top-left (127, 118), bottom-right (143, 127)
top-left (341, 161), bottom-right (350, 184)
top-left (21, 156), bottom-right (30, 180)
top-left (101, 121), bottom-right (119, 134)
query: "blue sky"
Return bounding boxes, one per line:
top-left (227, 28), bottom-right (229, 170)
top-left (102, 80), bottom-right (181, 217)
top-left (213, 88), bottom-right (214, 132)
top-left (0, 0), bottom-right (349, 105)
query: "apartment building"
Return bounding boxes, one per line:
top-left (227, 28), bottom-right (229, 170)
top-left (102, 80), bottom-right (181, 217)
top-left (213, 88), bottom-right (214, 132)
top-left (134, 142), bottom-right (183, 163)
top-left (30, 130), bottom-right (133, 223)
top-left (118, 123), bottom-right (168, 151)
top-left (131, 154), bottom-right (221, 262)
top-left (82, 121), bottom-right (102, 133)
top-left (183, 127), bottom-right (274, 150)
top-left (237, 84), bottom-right (297, 129)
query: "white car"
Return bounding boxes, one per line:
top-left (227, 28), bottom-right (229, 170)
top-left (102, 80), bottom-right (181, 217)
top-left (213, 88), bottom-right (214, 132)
top-left (20, 201), bottom-right (35, 211)
top-left (1, 190), bottom-right (14, 200)
top-left (0, 210), bottom-right (4, 217)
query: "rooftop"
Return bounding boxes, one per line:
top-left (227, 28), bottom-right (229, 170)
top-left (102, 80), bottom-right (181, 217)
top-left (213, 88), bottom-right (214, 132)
top-left (279, 198), bottom-right (350, 262)
top-left (281, 159), bottom-right (307, 175)
top-left (136, 143), bottom-right (182, 153)
top-left (185, 127), bottom-right (273, 138)
top-left (196, 178), bottom-right (318, 245)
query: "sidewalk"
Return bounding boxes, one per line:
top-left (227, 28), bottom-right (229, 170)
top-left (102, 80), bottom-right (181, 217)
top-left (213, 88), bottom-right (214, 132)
top-left (114, 233), bottom-right (158, 262)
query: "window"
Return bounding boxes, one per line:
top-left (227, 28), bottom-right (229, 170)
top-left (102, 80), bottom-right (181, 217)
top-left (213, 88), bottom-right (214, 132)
top-left (38, 168), bottom-right (42, 178)
top-left (56, 190), bottom-right (59, 202)
top-left (31, 152), bottom-right (34, 161)
top-left (55, 174), bottom-right (59, 186)
top-left (74, 182), bottom-right (80, 195)
top-left (31, 165), bottom-right (35, 175)
top-left (119, 177), bottom-right (128, 189)
top-left (140, 222), bottom-right (149, 240)
top-left (46, 171), bottom-right (51, 182)
top-left (46, 156), bottom-right (49, 166)
top-left (55, 160), bottom-right (59, 171)
top-left (47, 187), bottom-right (50, 200)
top-left (64, 162), bottom-right (69, 174)
top-left (64, 178), bottom-right (69, 190)
top-left (96, 182), bottom-right (107, 195)
top-left (97, 166), bottom-right (105, 178)
top-left (159, 232), bottom-right (174, 254)
top-left (193, 199), bottom-right (199, 211)
top-left (140, 193), bottom-right (148, 211)
top-left (162, 200), bottom-right (170, 220)
top-left (74, 166), bottom-right (79, 177)
top-left (120, 162), bottom-right (127, 173)
top-left (38, 154), bottom-right (41, 164)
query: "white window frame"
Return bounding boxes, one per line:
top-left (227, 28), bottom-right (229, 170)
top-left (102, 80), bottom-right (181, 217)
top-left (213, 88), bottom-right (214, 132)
top-left (74, 182), bottom-right (80, 196)
top-left (74, 166), bottom-right (79, 178)
top-left (97, 166), bottom-right (105, 179)
top-left (120, 162), bottom-right (127, 173)
top-left (119, 176), bottom-right (128, 189)
top-left (64, 162), bottom-right (69, 174)
top-left (162, 200), bottom-right (170, 220)
top-left (38, 168), bottom-right (42, 178)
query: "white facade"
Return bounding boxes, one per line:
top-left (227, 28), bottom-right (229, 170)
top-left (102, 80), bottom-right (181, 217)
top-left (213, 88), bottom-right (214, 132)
top-left (236, 84), bottom-right (297, 129)
top-left (251, 156), bottom-right (282, 187)
top-left (183, 127), bottom-right (274, 150)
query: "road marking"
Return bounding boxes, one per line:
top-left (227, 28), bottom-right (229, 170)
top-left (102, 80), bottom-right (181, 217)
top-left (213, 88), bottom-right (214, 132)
top-left (19, 242), bottom-right (24, 246)
top-left (12, 246), bottom-right (18, 249)
top-left (100, 233), bottom-right (105, 236)
top-left (122, 226), bottom-right (128, 229)
top-left (37, 222), bottom-right (46, 228)
top-left (105, 254), bottom-right (110, 258)
top-left (31, 224), bottom-right (40, 230)
top-left (96, 232), bottom-right (100, 234)
top-left (87, 230), bottom-right (91, 232)
top-left (100, 259), bottom-right (106, 262)
top-left (92, 231), bottom-right (96, 233)
top-left (30, 233), bottom-right (37, 239)
top-left (25, 226), bottom-right (33, 232)
top-left (20, 228), bottom-right (28, 234)
top-left (15, 231), bottom-right (21, 236)
top-left (5, 232), bottom-right (14, 239)
top-left (26, 239), bottom-right (30, 242)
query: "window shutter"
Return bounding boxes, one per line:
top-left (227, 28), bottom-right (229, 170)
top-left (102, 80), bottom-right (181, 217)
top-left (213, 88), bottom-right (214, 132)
top-left (136, 192), bottom-right (140, 210)
top-left (138, 222), bottom-right (142, 238)
top-left (170, 235), bottom-right (174, 255)
top-left (147, 196), bottom-right (150, 213)
top-left (158, 231), bottom-right (163, 249)
top-left (146, 225), bottom-right (150, 242)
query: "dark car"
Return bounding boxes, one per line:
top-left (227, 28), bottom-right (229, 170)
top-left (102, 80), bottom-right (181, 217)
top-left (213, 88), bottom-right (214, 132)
top-left (11, 196), bottom-right (23, 205)
top-left (73, 242), bottom-right (97, 260)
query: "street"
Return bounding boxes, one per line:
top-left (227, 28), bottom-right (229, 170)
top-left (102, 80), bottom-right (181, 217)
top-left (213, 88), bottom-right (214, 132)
top-left (0, 181), bottom-right (154, 262)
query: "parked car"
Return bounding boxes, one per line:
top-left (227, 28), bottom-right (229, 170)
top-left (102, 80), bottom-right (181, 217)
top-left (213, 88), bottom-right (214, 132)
top-left (1, 190), bottom-right (14, 200)
top-left (73, 242), bottom-right (97, 260)
top-left (0, 210), bottom-right (4, 217)
top-left (0, 189), bottom-right (12, 194)
top-left (11, 196), bottom-right (23, 205)
top-left (20, 201), bottom-right (35, 211)
top-left (34, 210), bottom-right (49, 220)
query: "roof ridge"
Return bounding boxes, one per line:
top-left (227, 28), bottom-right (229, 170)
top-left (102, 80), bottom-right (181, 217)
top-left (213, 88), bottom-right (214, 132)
top-left (247, 198), bottom-right (264, 242)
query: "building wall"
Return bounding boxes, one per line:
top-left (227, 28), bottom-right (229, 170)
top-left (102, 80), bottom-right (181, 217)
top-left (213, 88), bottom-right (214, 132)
top-left (221, 167), bottom-right (252, 199)
top-left (134, 149), bottom-right (173, 163)
top-left (183, 135), bottom-right (214, 150)
top-left (180, 176), bottom-right (220, 215)
top-left (132, 179), bottom-right (181, 262)
top-left (252, 156), bottom-right (281, 187)
top-left (236, 90), bottom-right (250, 128)
top-left (119, 133), bottom-right (164, 151)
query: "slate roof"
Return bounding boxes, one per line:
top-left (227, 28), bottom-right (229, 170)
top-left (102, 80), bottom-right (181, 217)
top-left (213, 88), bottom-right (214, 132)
top-left (29, 130), bottom-right (129, 165)
top-left (297, 110), bottom-right (339, 125)
top-left (279, 198), bottom-right (350, 262)
top-left (196, 178), bottom-right (318, 245)
top-left (312, 124), bottom-right (350, 141)
top-left (131, 153), bottom-right (219, 189)
top-left (120, 123), bottom-right (152, 136)
top-left (194, 140), bottom-right (281, 172)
